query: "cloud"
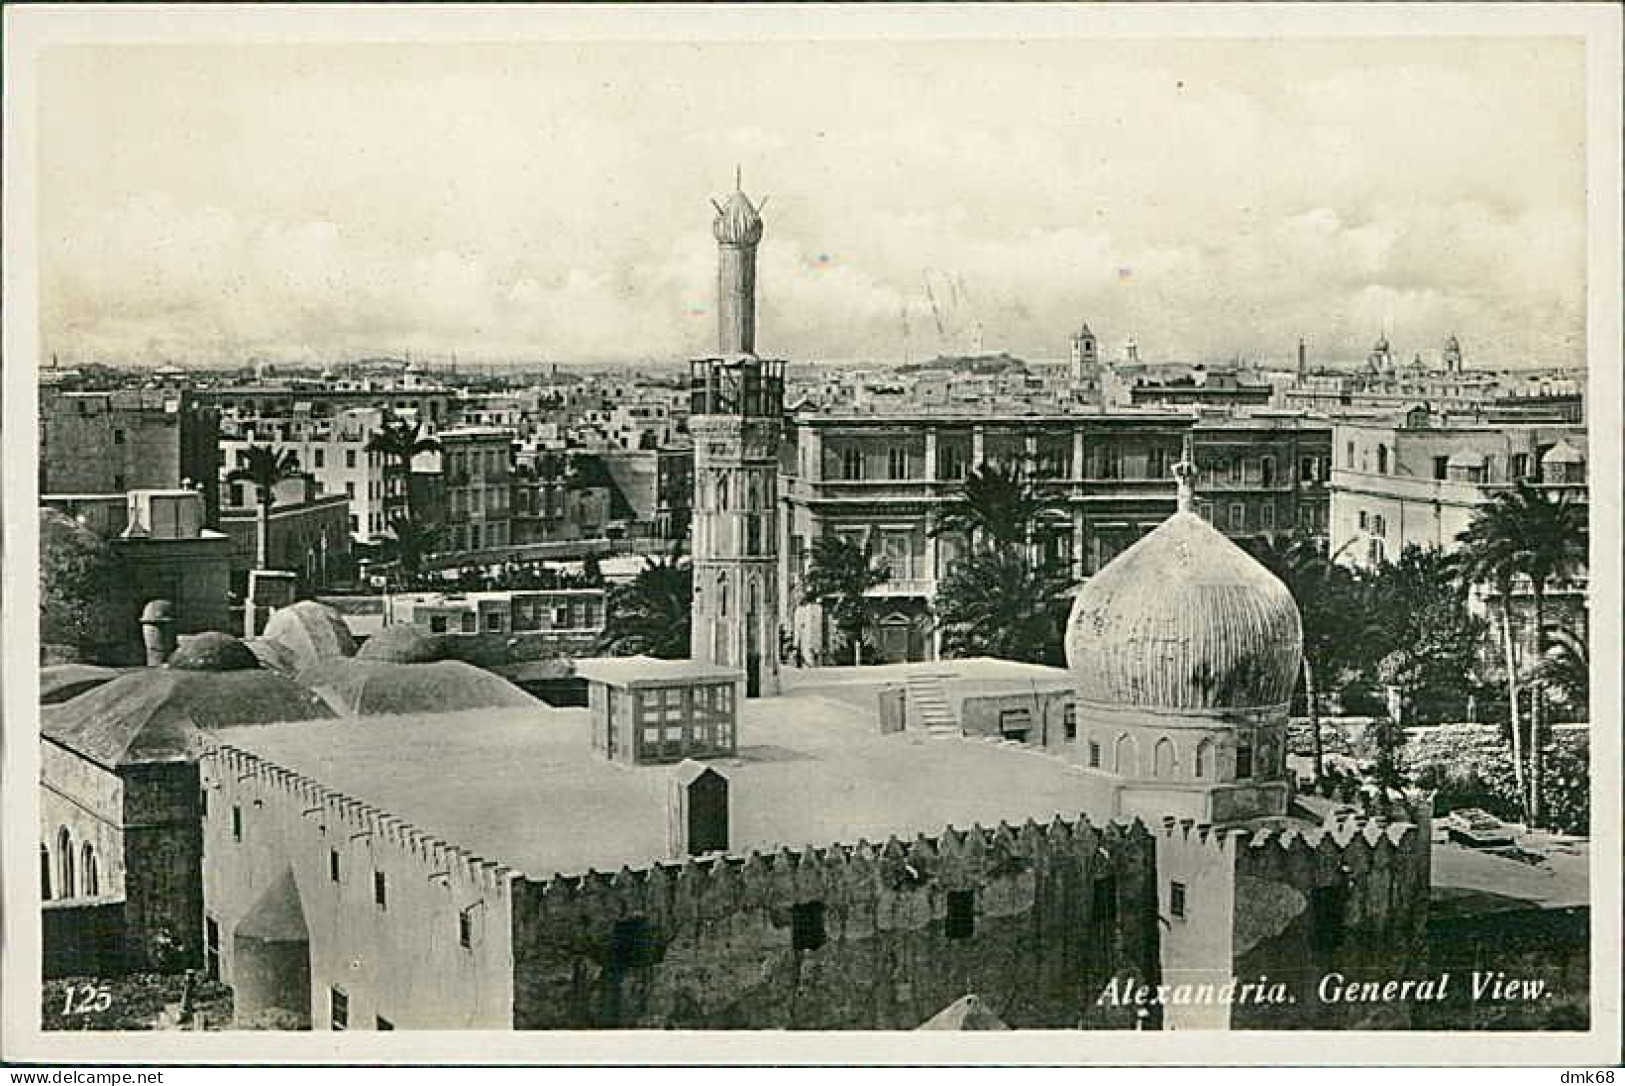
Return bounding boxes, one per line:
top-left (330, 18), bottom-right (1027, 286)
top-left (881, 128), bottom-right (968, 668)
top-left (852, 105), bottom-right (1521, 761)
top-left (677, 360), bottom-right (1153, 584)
top-left (38, 38), bottom-right (1586, 368)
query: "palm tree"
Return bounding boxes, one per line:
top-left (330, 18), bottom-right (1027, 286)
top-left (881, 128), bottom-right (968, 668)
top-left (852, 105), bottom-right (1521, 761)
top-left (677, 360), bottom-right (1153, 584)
top-left (383, 516), bottom-right (443, 587)
top-left (1245, 531), bottom-right (1371, 782)
top-left (599, 551), bottom-right (692, 659)
top-left (1456, 480), bottom-right (1588, 825)
top-left (365, 414), bottom-right (441, 524)
top-left (226, 444), bottom-right (302, 570)
top-left (930, 461), bottom-right (1064, 558)
top-left (934, 548), bottom-right (1072, 666)
top-left (801, 533), bottom-right (890, 665)
top-left (1531, 625), bottom-right (1588, 721)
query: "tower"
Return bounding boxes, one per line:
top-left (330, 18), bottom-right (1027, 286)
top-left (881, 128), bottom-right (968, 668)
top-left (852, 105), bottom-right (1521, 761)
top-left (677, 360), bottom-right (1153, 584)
top-left (1296, 336), bottom-right (1307, 380)
top-left (712, 167), bottom-right (764, 358)
top-left (689, 177), bottom-right (784, 698)
top-left (1068, 321), bottom-right (1098, 382)
top-left (1442, 334), bottom-right (1463, 373)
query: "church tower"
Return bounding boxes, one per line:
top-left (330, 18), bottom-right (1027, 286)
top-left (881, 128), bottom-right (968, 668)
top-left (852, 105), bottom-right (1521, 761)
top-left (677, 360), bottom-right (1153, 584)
top-left (689, 176), bottom-right (784, 698)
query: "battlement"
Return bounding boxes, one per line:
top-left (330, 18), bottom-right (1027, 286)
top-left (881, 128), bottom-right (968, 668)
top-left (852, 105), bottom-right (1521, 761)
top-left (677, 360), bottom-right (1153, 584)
top-left (525, 812), bottom-right (1153, 906)
top-left (201, 738), bottom-right (517, 899)
top-left (1157, 810), bottom-right (1424, 861)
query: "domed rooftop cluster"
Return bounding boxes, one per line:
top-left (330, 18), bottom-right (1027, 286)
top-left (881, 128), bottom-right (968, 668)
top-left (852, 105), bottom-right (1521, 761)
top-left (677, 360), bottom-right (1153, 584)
top-left (712, 180), bottom-right (764, 247)
top-left (259, 600), bottom-right (357, 672)
top-left (169, 632), bottom-right (262, 672)
top-left (1065, 458), bottom-right (1303, 713)
top-left (356, 623), bottom-right (455, 665)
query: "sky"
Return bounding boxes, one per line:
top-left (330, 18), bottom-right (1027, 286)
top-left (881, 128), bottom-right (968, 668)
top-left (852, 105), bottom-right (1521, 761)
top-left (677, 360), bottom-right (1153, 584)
top-left (38, 37), bottom-right (1587, 368)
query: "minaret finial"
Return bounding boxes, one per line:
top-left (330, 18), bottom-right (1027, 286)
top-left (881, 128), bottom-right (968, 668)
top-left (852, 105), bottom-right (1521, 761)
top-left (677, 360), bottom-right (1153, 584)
top-left (736, 164), bottom-right (742, 191)
top-left (1173, 432), bottom-right (1198, 513)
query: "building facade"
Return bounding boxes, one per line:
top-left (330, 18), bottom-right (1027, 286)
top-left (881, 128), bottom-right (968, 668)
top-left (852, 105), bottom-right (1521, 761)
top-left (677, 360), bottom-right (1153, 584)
top-left (780, 410), bottom-right (1332, 664)
top-left (40, 388), bottom-right (222, 524)
top-left (439, 427), bottom-right (515, 553)
top-left (220, 406), bottom-right (395, 542)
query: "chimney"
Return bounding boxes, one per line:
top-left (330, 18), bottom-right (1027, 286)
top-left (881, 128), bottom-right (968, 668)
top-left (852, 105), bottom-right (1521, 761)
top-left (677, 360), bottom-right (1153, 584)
top-left (668, 760), bottom-right (730, 859)
top-left (1297, 337), bottom-right (1307, 379)
top-left (140, 599), bottom-right (177, 666)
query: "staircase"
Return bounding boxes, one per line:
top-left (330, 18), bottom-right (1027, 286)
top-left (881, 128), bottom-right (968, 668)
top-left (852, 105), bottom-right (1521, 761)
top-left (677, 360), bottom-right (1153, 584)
top-left (905, 672), bottom-right (959, 735)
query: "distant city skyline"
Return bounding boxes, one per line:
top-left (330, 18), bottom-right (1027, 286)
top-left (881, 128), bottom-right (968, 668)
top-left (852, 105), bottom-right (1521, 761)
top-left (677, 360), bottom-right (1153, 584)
top-left (40, 38), bottom-right (1585, 369)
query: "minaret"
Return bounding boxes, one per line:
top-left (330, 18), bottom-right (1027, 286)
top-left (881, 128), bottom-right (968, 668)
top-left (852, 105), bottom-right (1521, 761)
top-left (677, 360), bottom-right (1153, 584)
top-left (711, 167), bottom-right (764, 358)
top-left (689, 176), bottom-right (783, 698)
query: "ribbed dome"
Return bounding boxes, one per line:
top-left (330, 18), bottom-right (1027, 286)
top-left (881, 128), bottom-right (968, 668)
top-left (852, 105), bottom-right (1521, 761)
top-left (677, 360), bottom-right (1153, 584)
top-left (1065, 511), bottom-right (1303, 712)
top-left (713, 189), bottom-right (764, 246)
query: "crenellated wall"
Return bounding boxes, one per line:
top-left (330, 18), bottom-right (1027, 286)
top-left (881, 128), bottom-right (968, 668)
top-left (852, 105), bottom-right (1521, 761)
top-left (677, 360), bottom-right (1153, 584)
top-left (510, 815), bottom-right (1161, 1030)
top-left (200, 740), bottom-right (518, 1029)
top-left (1151, 801), bottom-right (1432, 1030)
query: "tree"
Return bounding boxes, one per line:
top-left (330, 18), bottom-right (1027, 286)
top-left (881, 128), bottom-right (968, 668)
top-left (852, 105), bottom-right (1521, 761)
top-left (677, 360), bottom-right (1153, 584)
top-left (225, 444), bottom-right (302, 570)
top-left (930, 461), bottom-right (1064, 555)
top-left (1246, 532), bottom-right (1373, 782)
top-left (1531, 625), bottom-right (1588, 721)
top-left (801, 533), bottom-right (889, 665)
top-left (1456, 480), bottom-right (1588, 826)
top-left (365, 415), bottom-right (441, 524)
top-left (40, 509), bottom-right (121, 662)
top-left (382, 516), bottom-right (443, 587)
top-left (1365, 545), bottom-right (1489, 724)
top-left (934, 548), bottom-right (1071, 666)
top-left (598, 552), bottom-right (692, 659)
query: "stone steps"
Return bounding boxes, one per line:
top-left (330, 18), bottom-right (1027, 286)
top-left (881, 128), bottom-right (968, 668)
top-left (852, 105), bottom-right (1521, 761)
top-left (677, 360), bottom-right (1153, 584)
top-left (904, 673), bottom-right (959, 734)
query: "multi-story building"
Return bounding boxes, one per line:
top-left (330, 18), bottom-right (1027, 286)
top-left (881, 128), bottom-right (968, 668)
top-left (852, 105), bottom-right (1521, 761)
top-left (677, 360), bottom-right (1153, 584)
top-left (39, 388), bottom-right (222, 524)
top-left (1327, 409), bottom-right (1587, 570)
top-left (196, 384), bottom-right (458, 431)
top-left (217, 474), bottom-right (353, 594)
top-left (510, 452), bottom-right (614, 546)
top-left (220, 406), bottom-right (394, 541)
top-left (439, 427), bottom-right (514, 553)
top-left (780, 408), bottom-right (1331, 664)
top-left (598, 445), bottom-right (695, 541)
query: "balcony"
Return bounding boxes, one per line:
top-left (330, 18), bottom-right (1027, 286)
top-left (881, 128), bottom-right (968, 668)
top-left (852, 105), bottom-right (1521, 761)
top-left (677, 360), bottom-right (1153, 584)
top-left (867, 576), bottom-right (936, 598)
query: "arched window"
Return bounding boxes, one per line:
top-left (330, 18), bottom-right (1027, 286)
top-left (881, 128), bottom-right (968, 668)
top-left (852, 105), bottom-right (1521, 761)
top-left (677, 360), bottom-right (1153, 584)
top-left (1113, 733), bottom-right (1138, 776)
top-left (717, 574), bottom-right (729, 619)
top-left (1194, 738), bottom-right (1214, 779)
top-left (81, 843), bottom-right (98, 897)
top-left (57, 827), bottom-right (75, 899)
top-left (41, 843), bottom-right (52, 901)
top-left (1154, 737), bottom-right (1176, 779)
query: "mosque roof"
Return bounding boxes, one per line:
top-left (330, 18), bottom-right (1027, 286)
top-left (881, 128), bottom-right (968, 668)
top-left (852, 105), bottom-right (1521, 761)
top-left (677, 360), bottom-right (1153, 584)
top-left (169, 632), bottom-right (261, 672)
top-left (39, 664), bottom-right (126, 705)
top-left (1064, 503), bottom-right (1302, 713)
top-left (297, 657), bottom-right (539, 718)
top-left (355, 623), bottom-right (455, 664)
top-left (260, 600), bottom-right (357, 672)
top-left (42, 668), bottom-right (337, 769)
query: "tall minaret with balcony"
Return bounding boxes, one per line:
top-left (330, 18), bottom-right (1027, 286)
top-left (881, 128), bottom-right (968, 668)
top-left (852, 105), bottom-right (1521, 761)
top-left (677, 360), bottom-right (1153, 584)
top-left (689, 175), bottom-right (784, 697)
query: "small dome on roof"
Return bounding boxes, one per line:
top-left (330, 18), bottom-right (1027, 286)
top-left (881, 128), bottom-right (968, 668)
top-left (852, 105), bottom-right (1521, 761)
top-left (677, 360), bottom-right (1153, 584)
top-left (1065, 506), bottom-right (1302, 713)
top-left (169, 632), bottom-right (261, 672)
top-left (713, 187), bottom-right (764, 247)
top-left (355, 623), bottom-right (452, 664)
top-left (261, 600), bottom-right (356, 671)
top-left (1541, 439), bottom-right (1585, 465)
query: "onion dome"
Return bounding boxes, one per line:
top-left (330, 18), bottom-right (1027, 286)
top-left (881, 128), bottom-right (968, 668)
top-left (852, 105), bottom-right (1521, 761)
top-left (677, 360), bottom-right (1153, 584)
top-left (712, 181), bottom-right (764, 247)
top-left (1541, 438), bottom-right (1585, 466)
top-left (1064, 454), bottom-right (1303, 712)
top-left (169, 632), bottom-right (261, 672)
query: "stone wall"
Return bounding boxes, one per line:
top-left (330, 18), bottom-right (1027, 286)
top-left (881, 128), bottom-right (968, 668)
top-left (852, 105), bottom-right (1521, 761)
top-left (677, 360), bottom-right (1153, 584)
top-left (40, 740), bottom-right (125, 904)
top-left (1228, 809), bottom-right (1432, 1030)
top-left (43, 899), bottom-right (127, 979)
top-left (121, 760), bottom-right (203, 971)
top-left (510, 816), bottom-right (1161, 1030)
top-left (201, 741), bottom-right (517, 1029)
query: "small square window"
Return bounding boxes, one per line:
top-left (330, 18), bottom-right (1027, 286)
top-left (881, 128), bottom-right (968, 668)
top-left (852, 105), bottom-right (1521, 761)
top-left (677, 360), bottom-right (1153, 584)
top-left (329, 848), bottom-right (341, 883)
top-left (374, 870), bottom-right (388, 909)
top-left (791, 901), bottom-right (826, 952)
top-left (231, 805), bottom-right (243, 842)
top-left (1170, 881), bottom-right (1188, 920)
top-left (330, 987), bottom-right (348, 1030)
top-left (946, 889), bottom-right (976, 940)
